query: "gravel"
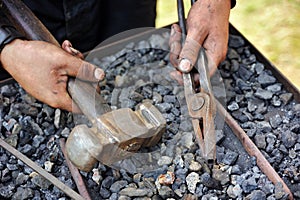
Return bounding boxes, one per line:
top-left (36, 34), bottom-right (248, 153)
top-left (0, 30), bottom-right (299, 199)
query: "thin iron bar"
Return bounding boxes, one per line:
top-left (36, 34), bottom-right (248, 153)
top-left (0, 138), bottom-right (85, 200)
top-left (60, 138), bottom-right (92, 200)
top-left (216, 100), bottom-right (294, 200)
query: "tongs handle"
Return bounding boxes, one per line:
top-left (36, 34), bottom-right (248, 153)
top-left (177, 0), bottom-right (187, 36)
top-left (176, 0), bottom-right (216, 162)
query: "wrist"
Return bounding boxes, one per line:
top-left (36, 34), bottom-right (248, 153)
top-left (0, 25), bottom-right (25, 53)
top-left (1, 38), bottom-right (25, 66)
top-left (0, 38), bottom-right (28, 81)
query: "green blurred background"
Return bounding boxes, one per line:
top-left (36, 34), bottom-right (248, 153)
top-left (155, 0), bottom-right (300, 90)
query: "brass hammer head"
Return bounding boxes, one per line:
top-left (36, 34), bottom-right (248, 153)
top-left (66, 101), bottom-right (166, 172)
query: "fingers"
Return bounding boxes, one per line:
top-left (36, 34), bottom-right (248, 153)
top-left (205, 47), bottom-right (224, 77)
top-left (64, 57), bottom-right (105, 82)
top-left (55, 93), bottom-right (81, 113)
top-left (42, 75), bottom-right (81, 113)
top-left (179, 26), bottom-right (208, 73)
top-left (177, 2), bottom-right (210, 73)
top-left (60, 40), bottom-right (103, 112)
top-left (62, 40), bottom-right (84, 59)
top-left (170, 70), bottom-right (183, 85)
top-left (61, 40), bottom-right (105, 82)
top-left (203, 31), bottom-right (229, 76)
top-left (169, 24), bottom-right (182, 68)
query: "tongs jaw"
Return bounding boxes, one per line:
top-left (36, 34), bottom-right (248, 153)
top-left (182, 48), bottom-right (216, 162)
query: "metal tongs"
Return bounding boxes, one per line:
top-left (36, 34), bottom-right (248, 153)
top-left (177, 0), bottom-right (216, 163)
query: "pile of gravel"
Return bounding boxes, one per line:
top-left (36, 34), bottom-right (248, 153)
top-left (0, 30), bottom-right (299, 200)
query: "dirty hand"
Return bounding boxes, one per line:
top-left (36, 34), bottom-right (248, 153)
top-left (61, 40), bottom-right (84, 59)
top-left (169, 0), bottom-right (231, 77)
top-left (0, 39), bottom-right (105, 112)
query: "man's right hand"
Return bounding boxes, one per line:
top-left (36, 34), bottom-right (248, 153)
top-left (0, 39), bottom-right (105, 112)
top-left (169, 0), bottom-right (231, 76)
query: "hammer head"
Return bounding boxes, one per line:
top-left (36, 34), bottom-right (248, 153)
top-left (66, 102), bottom-right (166, 171)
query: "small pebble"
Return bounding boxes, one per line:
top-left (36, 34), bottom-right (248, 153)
top-left (92, 168), bottom-right (102, 185)
top-left (186, 172), bottom-right (200, 194)
top-left (158, 171), bottom-right (175, 185)
top-left (255, 88), bottom-right (273, 100)
top-left (44, 161), bottom-right (54, 172)
top-left (228, 102), bottom-right (239, 111)
top-left (157, 156), bottom-right (173, 166)
top-left (279, 93), bottom-right (293, 105)
top-left (189, 161), bottom-right (202, 172)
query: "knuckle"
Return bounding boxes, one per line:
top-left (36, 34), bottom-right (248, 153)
top-left (55, 51), bottom-right (69, 67)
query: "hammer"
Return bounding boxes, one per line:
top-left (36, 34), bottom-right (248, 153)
top-left (1, 0), bottom-right (166, 171)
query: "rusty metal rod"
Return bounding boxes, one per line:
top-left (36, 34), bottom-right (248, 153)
top-left (216, 100), bottom-right (294, 200)
top-left (59, 138), bottom-right (92, 200)
top-left (177, 0), bottom-right (187, 36)
top-left (0, 138), bottom-right (85, 200)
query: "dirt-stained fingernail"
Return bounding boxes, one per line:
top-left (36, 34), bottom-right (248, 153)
top-left (70, 47), bottom-right (79, 55)
top-left (94, 68), bottom-right (105, 80)
top-left (179, 59), bottom-right (192, 73)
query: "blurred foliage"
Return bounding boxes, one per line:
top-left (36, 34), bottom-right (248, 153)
top-left (156, 0), bottom-right (300, 89)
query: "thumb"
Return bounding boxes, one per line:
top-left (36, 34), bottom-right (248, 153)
top-left (178, 35), bottom-right (202, 73)
top-left (66, 57), bottom-right (105, 82)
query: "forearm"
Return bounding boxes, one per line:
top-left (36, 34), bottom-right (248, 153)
top-left (0, 10), bottom-right (26, 80)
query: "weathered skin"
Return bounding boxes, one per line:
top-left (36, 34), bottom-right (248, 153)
top-left (169, 0), bottom-right (231, 76)
top-left (0, 39), bottom-right (104, 112)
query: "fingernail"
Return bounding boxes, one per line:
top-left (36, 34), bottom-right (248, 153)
top-left (179, 59), bottom-right (192, 72)
top-left (70, 47), bottom-right (79, 55)
top-left (94, 68), bottom-right (105, 80)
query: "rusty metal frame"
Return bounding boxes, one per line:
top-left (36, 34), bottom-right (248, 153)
top-left (216, 100), bottom-right (293, 199)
